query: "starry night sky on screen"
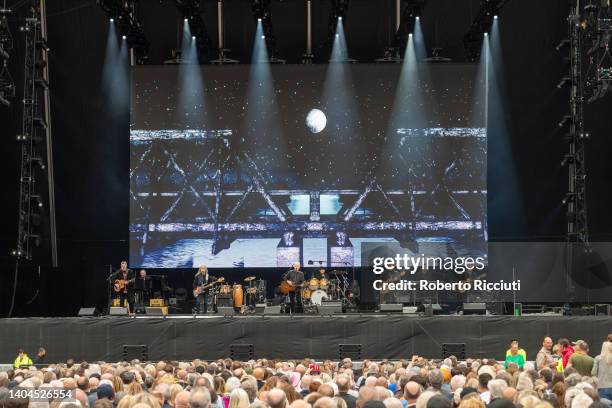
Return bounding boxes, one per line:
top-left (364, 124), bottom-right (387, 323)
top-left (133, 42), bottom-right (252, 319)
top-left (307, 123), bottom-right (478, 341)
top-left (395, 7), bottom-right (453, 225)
top-left (131, 64), bottom-right (484, 190)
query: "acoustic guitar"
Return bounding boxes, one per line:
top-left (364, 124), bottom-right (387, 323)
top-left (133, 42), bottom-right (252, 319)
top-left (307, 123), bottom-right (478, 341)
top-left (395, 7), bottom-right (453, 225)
top-left (280, 280), bottom-right (305, 295)
top-left (113, 277), bottom-right (135, 293)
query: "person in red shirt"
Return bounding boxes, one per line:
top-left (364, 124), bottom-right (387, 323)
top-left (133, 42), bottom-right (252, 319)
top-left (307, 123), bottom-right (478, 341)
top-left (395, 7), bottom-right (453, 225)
top-left (558, 338), bottom-right (575, 368)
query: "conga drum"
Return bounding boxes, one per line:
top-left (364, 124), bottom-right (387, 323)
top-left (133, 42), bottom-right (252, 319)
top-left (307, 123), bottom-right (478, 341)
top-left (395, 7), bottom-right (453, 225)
top-left (232, 284), bottom-right (243, 308)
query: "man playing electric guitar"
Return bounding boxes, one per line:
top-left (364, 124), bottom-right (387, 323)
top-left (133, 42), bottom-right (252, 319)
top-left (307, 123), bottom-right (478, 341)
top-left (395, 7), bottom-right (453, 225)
top-left (112, 261), bottom-right (135, 312)
top-left (193, 265), bottom-right (216, 314)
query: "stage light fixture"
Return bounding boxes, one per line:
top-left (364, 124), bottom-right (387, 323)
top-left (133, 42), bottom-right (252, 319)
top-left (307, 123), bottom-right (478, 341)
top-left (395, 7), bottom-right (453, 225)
top-left (562, 192), bottom-right (576, 205)
top-left (192, 36), bottom-right (196, 40)
top-left (494, 15), bottom-right (498, 19)
top-left (555, 39), bottom-right (570, 51)
top-left (558, 114), bottom-right (573, 128)
top-left (484, 32), bottom-right (488, 36)
top-left (109, 18), bottom-right (114, 22)
top-left (557, 76), bottom-right (571, 88)
top-left (184, 18), bottom-right (188, 22)
top-left (560, 154), bottom-right (575, 167)
top-left (122, 35), bottom-right (126, 40)
top-left (416, 16), bottom-right (420, 20)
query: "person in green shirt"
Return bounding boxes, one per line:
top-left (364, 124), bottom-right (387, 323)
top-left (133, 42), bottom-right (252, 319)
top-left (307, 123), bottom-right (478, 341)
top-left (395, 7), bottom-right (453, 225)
top-left (505, 341), bottom-right (526, 369)
top-left (505, 339), bottom-right (527, 361)
top-left (567, 340), bottom-right (595, 376)
top-left (13, 348), bottom-right (33, 369)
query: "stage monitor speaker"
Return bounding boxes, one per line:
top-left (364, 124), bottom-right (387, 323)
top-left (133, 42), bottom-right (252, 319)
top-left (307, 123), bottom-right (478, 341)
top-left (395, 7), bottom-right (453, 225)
top-left (145, 307), bottom-right (168, 316)
top-left (339, 344), bottom-right (362, 360)
top-left (380, 304), bottom-right (403, 313)
top-left (122, 345), bottom-right (147, 361)
top-left (230, 344), bottom-right (254, 360)
top-left (442, 343), bottom-right (465, 359)
top-left (217, 306), bottom-right (235, 316)
top-left (216, 295), bottom-right (233, 308)
top-left (403, 306), bottom-right (418, 314)
top-left (264, 305), bottom-right (282, 315)
top-left (463, 303), bottom-right (487, 315)
top-left (109, 307), bottom-right (128, 316)
top-left (595, 304), bottom-right (611, 316)
top-left (424, 304), bottom-right (442, 316)
top-left (255, 303), bottom-right (266, 314)
top-left (78, 307), bottom-right (98, 317)
top-left (318, 301), bottom-right (342, 314)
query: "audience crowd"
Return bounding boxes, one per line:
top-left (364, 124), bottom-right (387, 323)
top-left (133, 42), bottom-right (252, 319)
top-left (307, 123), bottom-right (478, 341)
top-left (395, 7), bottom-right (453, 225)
top-left (1, 336), bottom-right (611, 408)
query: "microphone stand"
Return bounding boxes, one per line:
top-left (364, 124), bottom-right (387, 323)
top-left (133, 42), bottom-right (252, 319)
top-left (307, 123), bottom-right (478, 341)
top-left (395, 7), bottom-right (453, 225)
top-left (107, 265), bottom-right (115, 314)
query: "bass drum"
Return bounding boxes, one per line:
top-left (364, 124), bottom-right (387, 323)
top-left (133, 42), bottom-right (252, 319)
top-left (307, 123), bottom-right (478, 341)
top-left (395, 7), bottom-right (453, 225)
top-left (310, 290), bottom-right (328, 305)
top-left (308, 278), bottom-right (319, 290)
top-left (232, 284), bottom-right (243, 308)
top-left (301, 288), bottom-right (312, 299)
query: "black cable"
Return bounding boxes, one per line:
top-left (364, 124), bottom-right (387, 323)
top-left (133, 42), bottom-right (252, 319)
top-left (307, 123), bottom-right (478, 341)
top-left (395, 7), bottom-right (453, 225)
top-left (8, 259), bottom-right (19, 317)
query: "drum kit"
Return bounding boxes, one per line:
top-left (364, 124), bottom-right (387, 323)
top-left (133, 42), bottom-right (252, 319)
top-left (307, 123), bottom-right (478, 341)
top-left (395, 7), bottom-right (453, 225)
top-left (198, 275), bottom-right (266, 313)
top-left (300, 270), bottom-right (357, 310)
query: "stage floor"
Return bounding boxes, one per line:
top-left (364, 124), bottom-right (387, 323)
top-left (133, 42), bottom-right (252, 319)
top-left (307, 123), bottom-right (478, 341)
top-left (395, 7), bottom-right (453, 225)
top-left (1, 315), bottom-right (610, 362)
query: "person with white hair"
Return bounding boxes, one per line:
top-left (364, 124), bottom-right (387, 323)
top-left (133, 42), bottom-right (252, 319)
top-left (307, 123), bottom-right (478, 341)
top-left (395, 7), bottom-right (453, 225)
top-left (570, 392), bottom-right (593, 408)
top-left (226, 377), bottom-right (241, 394)
top-left (487, 379), bottom-right (512, 408)
top-left (190, 388), bottom-right (212, 408)
top-left (449, 376), bottom-right (466, 393)
top-left (383, 397), bottom-right (403, 408)
top-left (229, 388), bottom-right (250, 408)
top-left (592, 341), bottom-right (612, 401)
top-left (415, 391), bottom-right (438, 408)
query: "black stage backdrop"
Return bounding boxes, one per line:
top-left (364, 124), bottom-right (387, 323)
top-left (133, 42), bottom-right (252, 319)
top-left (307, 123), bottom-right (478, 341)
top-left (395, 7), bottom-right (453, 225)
top-left (0, 316), bottom-right (610, 362)
top-left (0, 0), bottom-right (611, 316)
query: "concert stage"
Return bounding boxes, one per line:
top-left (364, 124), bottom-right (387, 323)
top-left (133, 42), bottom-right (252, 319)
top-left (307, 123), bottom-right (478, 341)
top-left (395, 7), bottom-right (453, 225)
top-left (1, 315), bottom-right (610, 363)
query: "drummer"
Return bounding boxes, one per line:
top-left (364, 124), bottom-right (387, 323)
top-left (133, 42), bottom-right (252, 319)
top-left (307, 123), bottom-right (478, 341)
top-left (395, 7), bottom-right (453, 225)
top-left (311, 266), bottom-right (328, 280)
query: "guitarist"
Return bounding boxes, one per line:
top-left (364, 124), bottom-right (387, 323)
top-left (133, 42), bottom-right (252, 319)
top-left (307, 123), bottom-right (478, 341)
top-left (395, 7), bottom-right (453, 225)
top-left (193, 265), bottom-right (213, 314)
top-left (112, 261), bottom-right (135, 312)
top-left (283, 262), bottom-right (305, 313)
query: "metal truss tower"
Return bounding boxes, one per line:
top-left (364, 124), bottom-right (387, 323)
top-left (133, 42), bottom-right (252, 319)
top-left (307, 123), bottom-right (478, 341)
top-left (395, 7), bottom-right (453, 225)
top-left (13, 0), bottom-right (57, 266)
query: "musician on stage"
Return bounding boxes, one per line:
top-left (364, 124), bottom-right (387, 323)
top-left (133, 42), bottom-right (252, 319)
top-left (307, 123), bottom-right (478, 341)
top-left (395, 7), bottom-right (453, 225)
top-left (283, 262), bottom-right (305, 313)
top-left (193, 265), bottom-right (213, 314)
top-left (112, 261), bottom-right (134, 312)
top-left (311, 266), bottom-right (328, 280)
top-left (133, 269), bottom-right (151, 309)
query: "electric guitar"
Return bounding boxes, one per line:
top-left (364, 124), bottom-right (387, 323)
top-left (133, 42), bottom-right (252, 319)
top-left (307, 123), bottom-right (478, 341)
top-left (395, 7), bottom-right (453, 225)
top-left (193, 277), bottom-right (224, 297)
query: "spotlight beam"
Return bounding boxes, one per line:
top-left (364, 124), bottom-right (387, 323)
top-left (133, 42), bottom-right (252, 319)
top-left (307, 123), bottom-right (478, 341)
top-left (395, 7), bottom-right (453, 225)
top-left (251, 0), bottom-right (282, 61)
top-left (463, 0), bottom-right (509, 61)
top-left (98, 0), bottom-right (149, 63)
top-left (175, 0), bottom-right (212, 61)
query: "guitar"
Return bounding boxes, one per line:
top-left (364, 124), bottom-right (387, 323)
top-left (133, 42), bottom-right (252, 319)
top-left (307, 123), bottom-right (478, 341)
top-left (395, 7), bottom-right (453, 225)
top-left (280, 280), bottom-right (305, 295)
top-left (193, 277), bottom-right (224, 297)
top-left (113, 277), bottom-right (135, 293)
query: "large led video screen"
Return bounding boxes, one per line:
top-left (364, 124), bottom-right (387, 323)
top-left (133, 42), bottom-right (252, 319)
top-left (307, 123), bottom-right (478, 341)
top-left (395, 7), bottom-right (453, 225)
top-left (130, 64), bottom-right (486, 268)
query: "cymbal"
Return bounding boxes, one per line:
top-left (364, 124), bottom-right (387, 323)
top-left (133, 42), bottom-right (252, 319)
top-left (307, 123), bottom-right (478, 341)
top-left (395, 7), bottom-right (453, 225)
top-left (244, 276), bottom-right (256, 282)
top-left (217, 277), bottom-right (225, 282)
